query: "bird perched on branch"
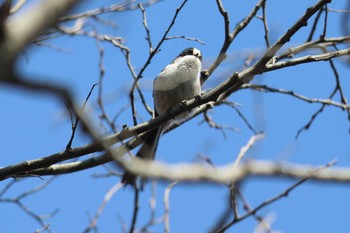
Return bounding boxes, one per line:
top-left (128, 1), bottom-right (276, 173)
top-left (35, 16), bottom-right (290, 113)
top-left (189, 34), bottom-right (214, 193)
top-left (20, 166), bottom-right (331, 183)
top-left (122, 47), bottom-right (203, 187)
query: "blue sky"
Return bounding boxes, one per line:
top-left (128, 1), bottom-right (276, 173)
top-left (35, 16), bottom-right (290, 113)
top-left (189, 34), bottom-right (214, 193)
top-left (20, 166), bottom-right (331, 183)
top-left (1, 0), bottom-right (350, 232)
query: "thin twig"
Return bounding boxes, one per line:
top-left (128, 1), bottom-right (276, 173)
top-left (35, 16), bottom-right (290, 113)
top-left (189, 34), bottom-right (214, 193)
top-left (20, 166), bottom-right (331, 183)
top-left (214, 160), bottom-right (336, 232)
top-left (306, 8), bottom-right (324, 42)
top-left (56, 21), bottom-right (151, 121)
top-left (165, 35), bottom-right (205, 44)
top-left (10, 0), bottom-right (27, 14)
top-left (0, 179), bottom-right (16, 197)
top-left (136, 181), bottom-right (164, 232)
top-left (66, 83), bottom-right (98, 149)
top-left (0, 178), bottom-right (57, 233)
top-left (129, 186), bottom-right (140, 233)
top-left (164, 181), bottom-right (178, 233)
top-left (60, 1), bottom-right (162, 22)
top-left (233, 133), bottom-right (264, 168)
top-left (230, 185), bottom-right (239, 219)
top-left (216, 0), bottom-right (231, 41)
top-left (206, 0), bottom-right (266, 83)
top-left (138, 3), bottom-right (153, 53)
top-left (245, 84), bottom-right (350, 110)
top-left (222, 101), bottom-right (258, 135)
top-left (261, 0), bottom-right (270, 48)
top-left (322, 4), bottom-right (329, 39)
top-left (201, 110), bottom-right (240, 139)
top-left (274, 36), bottom-right (350, 62)
top-left (328, 8), bottom-right (350, 14)
top-left (237, 190), bottom-right (274, 233)
top-left (329, 59), bottom-right (350, 132)
top-left (95, 37), bottom-right (117, 133)
top-left (83, 182), bottom-right (123, 233)
top-left (267, 48), bottom-right (350, 73)
top-left (295, 58), bottom-right (350, 137)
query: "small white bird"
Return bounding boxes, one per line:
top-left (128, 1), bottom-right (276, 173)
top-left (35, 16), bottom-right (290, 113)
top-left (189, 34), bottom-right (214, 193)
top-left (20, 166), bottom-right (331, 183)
top-left (122, 47), bottom-right (202, 186)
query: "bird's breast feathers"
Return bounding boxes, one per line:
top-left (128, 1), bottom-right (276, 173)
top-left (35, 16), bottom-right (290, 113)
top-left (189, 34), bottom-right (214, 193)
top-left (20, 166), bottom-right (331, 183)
top-left (154, 56), bottom-right (201, 91)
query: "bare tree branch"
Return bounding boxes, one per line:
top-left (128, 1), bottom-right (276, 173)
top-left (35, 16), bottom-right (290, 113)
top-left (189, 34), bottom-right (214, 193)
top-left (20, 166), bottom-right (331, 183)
top-left (244, 83), bottom-right (350, 110)
top-left (0, 178), bottom-right (57, 232)
top-left (163, 181), bottom-right (178, 233)
top-left (0, 0), bottom-right (81, 67)
top-left (84, 182), bottom-right (123, 233)
top-left (212, 160), bottom-right (335, 232)
top-left (60, 1), bottom-right (162, 22)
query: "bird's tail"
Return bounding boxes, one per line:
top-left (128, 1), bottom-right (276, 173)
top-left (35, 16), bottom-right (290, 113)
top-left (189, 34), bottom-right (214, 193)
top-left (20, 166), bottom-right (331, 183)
top-left (121, 126), bottom-right (162, 187)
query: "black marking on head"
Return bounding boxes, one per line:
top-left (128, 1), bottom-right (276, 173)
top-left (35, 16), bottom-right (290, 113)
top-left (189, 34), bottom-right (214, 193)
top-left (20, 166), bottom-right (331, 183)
top-left (179, 48), bottom-right (195, 57)
top-left (178, 47), bottom-right (202, 60)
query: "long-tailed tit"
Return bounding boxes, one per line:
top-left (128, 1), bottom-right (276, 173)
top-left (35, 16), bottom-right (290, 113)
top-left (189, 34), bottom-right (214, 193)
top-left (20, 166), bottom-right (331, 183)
top-left (122, 47), bottom-right (202, 186)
